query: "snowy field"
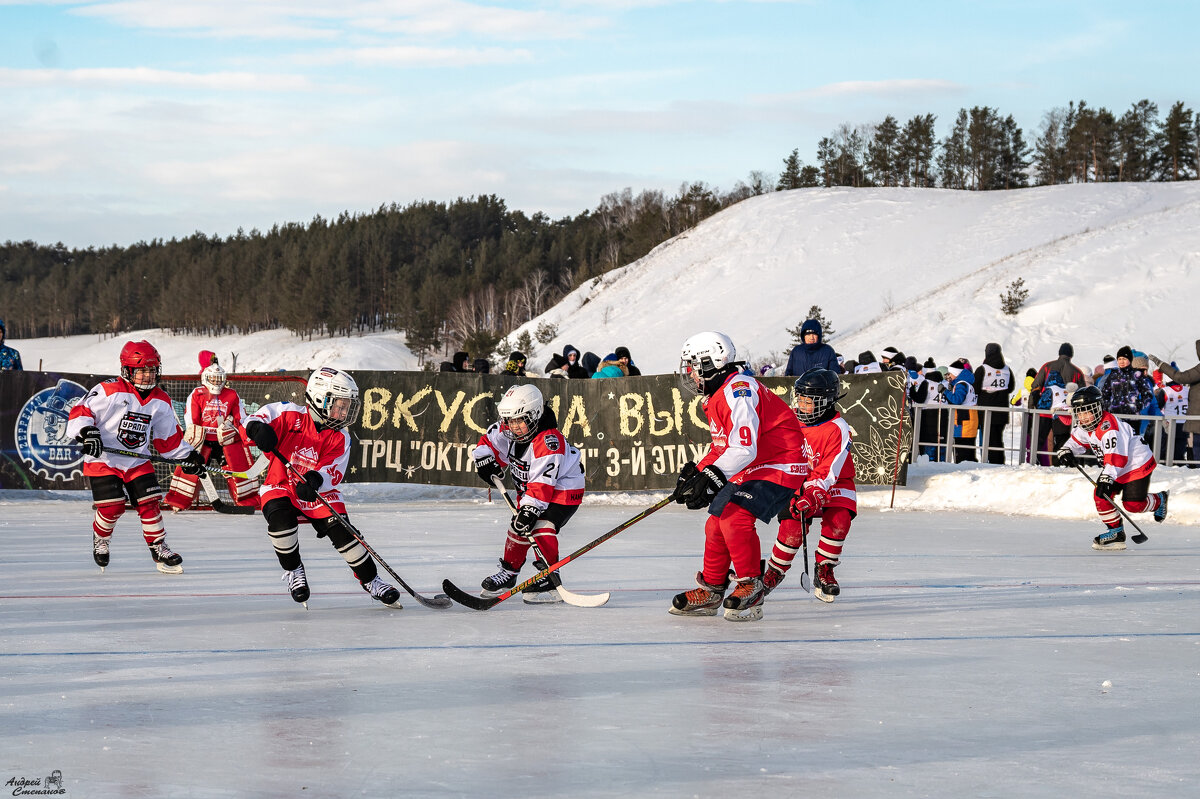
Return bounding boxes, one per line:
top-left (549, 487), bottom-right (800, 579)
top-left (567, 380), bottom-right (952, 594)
top-left (2, 467), bottom-right (1198, 798)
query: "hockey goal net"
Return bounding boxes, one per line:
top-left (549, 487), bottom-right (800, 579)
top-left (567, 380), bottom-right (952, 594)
top-left (155, 373), bottom-right (308, 508)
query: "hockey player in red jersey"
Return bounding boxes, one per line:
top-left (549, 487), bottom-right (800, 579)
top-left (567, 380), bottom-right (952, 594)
top-left (766, 368), bottom-right (858, 602)
top-left (670, 331), bottom-right (806, 622)
top-left (244, 367), bottom-right (402, 608)
top-left (471, 383), bottom-right (586, 603)
top-left (163, 363), bottom-right (261, 511)
top-left (1053, 385), bottom-right (1169, 550)
top-left (67, 340), bottom-right (204, 573)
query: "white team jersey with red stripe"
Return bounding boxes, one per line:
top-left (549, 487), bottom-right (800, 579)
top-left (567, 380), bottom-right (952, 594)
top-left (185, 385), bottom-right (250, 442)
top-left (801, 413), bottom-right (857, 511)
top-left (248, 401), bottom-right (351, 517)
top-left (66, 378), bottom-right (191, 479)
top-left (698, 373), bottom-right (806, 489)
top-left (1065, 412), bottom-right (1156, 483)
top-left (473, 423), bottom-right (585, 512)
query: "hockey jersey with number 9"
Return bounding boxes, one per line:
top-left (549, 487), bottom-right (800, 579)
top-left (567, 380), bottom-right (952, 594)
top-left (1062, 412), bottom-right (1155, 484)
top-left (473, 423), bottom-right (585, 512)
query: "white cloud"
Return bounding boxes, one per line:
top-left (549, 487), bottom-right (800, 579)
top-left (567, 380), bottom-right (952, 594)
top-left (769, 78), bottom-right (967, 101)
top-left (297, 45), bottom-right (534, 67)
top-left (0, 66), bottom-right (314, 92)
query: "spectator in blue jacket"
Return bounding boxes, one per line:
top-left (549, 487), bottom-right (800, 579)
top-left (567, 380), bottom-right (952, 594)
top-left (0, 319), bottom-right (22, 371)
top-left (944, 359), bottom-right (979, 463)
top-left (784, 319), bottom-right (841, 376)
top-left (591, 353), bottom-right (628, 378)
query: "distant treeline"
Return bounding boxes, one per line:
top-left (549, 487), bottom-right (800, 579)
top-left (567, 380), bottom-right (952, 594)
top-left (3, 99), bottom-right (1196, 362)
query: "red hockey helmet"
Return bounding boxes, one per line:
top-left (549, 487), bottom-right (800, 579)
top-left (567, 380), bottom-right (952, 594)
top-left (120, 340), bottom-right (162, 390)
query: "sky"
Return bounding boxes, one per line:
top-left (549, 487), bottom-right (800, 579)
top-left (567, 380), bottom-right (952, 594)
top-left (1, 1), bottom-right (1198, 249)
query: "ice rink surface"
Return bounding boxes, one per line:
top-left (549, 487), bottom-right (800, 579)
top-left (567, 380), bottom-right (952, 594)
top-left (2, 489), bottom-right (1198, 798)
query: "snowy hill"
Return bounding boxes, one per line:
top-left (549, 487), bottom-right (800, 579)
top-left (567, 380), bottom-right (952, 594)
top-left (11, 183), bottom-right (1200, 378)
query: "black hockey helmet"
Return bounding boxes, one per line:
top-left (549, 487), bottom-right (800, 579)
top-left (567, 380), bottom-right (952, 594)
top-left (1069, 385), bottom-right (1104, 431)
top-left (792, 368), bottom-right (842, 425)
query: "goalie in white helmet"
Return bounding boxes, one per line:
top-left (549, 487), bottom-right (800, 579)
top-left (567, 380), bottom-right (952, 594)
top-left (467, 384), bottom-right (586, 604)
top-left (243, 366), bottom-right (402, 609)
top-left (164, 362), bottom-right (261, 512)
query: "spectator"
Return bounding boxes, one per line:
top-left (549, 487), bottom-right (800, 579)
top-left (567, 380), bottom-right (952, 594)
top-left (1028, 343), bottom-right (1086, 465)
top-left (439, 351), bottom-right (471, 372)
top-left (784, 319), bottom-right (841, 376)
top-left (0, 319), bottom-right (22, 371)
top-left (880, 347), bottom-right (905, 371)
top-left (473, 358), bottom-right (492, 374)
top-left (564, 347), bottom-right (590, 379)
top-left (614, 346), bottom-right (642, 376)
top-left (544, 353), bottom-right (569, 379)
top-left (581, 351), bottom-right (600, 377)
top-left (908, 359), bottom-right (941, 461)
top-left (1131, 351), bottom-right (1161, 445)
top-left (1151, 342), bottom-right (1200, 466)
top-left (853, 351), bottom-right (881, 374)
top-left (974, 343), bottom-right (1013, 464)
top-left (503, 352), bottom-right (528, 376)
top-left (1155, 365), bottom-right (1191, 464)
top-left (924, 369), bottom-right (949, 461)
top-left (591, 353), bottom-right (628, 378)
top-left (944, 360), bottom-right (978, 463)
top-left (1101, 346), bottom-right (1155, 418)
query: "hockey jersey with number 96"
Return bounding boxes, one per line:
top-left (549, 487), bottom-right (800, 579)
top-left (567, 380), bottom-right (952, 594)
top-left (473, 422), bottom-right (585, 512)
top-left (1062, 411), bottom-right (1155, 484)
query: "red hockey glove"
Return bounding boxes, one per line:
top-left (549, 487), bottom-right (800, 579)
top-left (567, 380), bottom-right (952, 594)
top-left (790, 485), bottom-right (830, 520)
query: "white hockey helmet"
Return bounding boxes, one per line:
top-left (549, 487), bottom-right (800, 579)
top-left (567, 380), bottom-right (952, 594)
top-left (497, 384), bottom-right (544, 443)
top-left (678, 331), bottom-right (738, 396)
top-left (201, 363), bottom-right (227, 393)
top-left (306, 366), bottom-right (361, 430)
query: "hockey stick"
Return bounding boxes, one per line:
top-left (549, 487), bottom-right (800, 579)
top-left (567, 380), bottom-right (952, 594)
top-left (271, 452), bottom-right (452, 609)
top-left (196, 473), bottom-right (257, 515)
top-left (1074, 465), bottom-right (1149, 544)
top-left (443, 495), bottom-right (674, 611)
top-left (799, 511), bottom-right (813, 592)
top-left (100, 446), bottom-right (258, 479)
top-left (489, 475), bottom-right (610, 607)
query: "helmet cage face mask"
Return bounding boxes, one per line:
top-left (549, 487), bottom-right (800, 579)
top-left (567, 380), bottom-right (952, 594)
top-left (497, 385), bottom-right (544, 443)
top-left (791, 369), bottom-right (841, 425)
top-left (306, 367), bottom-right (361, 430)
top-left (678, 332), bottom-right (736, 397)
top-left (1070, 389), bottom-right (1104, 432)
top-left (201, 364), bottom-right (227, 393)
top-left (120, 341), bottom-right (162, 390)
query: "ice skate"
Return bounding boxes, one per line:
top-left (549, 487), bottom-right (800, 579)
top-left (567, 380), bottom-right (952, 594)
top-left (1092, 526), bottom-right (1127, 551)
top-left (362, 575), bottom-right (403, 609)
top-left (761, 565), bottom-right (785, 597)
top-left (148, 540), bottom-right (183, 574)
top-left (814, 562), bottom-right (840, 602)
top-left (669, 571), bottom-right (727, 617)
top-left (522, 574), bottom-right (563, 604)
top-left (282, 565), bottom-right (309, 606)
top-left (723, 576), bottom-right (765, 622)
top-left (480, 559), bottom-right (519, 597)
top-left (93, 534), bottom-right (110, 571)
top-left (1154, 490), bottom-right (1169, 523)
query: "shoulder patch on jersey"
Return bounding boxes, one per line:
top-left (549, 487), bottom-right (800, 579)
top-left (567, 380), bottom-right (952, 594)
top-left (542, 432), bottom-right (561, 452)
top-left (731, 380), bottom-right (752, 398)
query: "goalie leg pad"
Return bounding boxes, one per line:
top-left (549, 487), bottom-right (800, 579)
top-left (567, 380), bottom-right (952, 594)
top-left (164, 471), bottom-right (200, 511)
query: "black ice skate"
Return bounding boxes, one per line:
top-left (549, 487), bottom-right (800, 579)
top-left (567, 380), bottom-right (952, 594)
top-left (282, 565), bottom-right (309, 606)
top-left (723, 576), bottom-right (765, 622)
top-left (669, 571), bottom-right (728, 617)
top-left (1154, 490), bottom-right (1170, 523)
top-left (362, 575), bottom-right (403, 608)
top-left (480, 559), bottom-right (520, 597)
top-left (148, 540), bottom-right (183, 574)
top-left (1092, 526), bottom-right (1127, 551)
top-left (522, 574), bottom-right (563, 604)
top-left (93, 534), bottom-right (110, 571)
top-left (814, 562), bottom-right (840, 603)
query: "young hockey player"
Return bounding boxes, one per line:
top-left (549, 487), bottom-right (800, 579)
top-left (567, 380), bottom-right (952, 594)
top-left (163, 363), bottom-right (261, 511)
top-left (471, 384), bottom-right (585, 603)
top-left (1053, 385), bottom-right (1169, 550)
top-left (765, 368), bottom-right (857, 602)
top-left (67, 340), bottom-right (204, 573)
top-left (244, 366), bottom-right (402, 607)
top-left (670, 331), bottom-right (806, 622)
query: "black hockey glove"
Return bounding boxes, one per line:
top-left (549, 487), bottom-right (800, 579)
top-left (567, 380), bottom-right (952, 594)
top-left (1095, 473), bottom-right (1116, 500)
top-left (295, 470), bottom-right (323, 502)
top-left (245, 420), bottom-right (278, 454)
top-left (510, 505), bottom-right (541, 536)
top-left (1053, 448), bottom-right (1076, 467)
top-left (181, 450), bottom-right (206, 476)
top-left (475, 453), bottom-right (503, 487)
top-left (673, 461), bottom-right (699, 504)
top-left (676, 463), bottom-right (726, 511)
top-left (77, 426), bottom-right (103, 458)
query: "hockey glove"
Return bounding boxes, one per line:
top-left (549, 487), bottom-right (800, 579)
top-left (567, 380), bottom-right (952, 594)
top-left (676, 464), bottom-right (726, 511)
top-left (245, 420), bottom-right (278, 455)
top-left (181, 450), bottom-right (207, 476)
top-left (474, 453), bottom-right (503, 487)
top-left (673, 462), bottom-right (699, 504)
top-left (1053, 448), bottom-right (1076, 467)
top-left (1095, 472), bottom-right (1116, 500)
top-left (510, 505), bottom-right (541, 536)
top-left (77, 426), bottom-right (103, 458)
top-left (790, 485), bottom-right (830, 520)
top-left (295, 470), bottom-right (324, 502)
